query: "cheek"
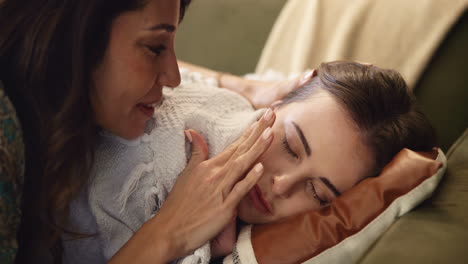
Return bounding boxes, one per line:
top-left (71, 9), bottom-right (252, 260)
top-left (104, 41), bottom-right (158, 98)
top-left (117, 51), bottom-right (157, 97)
top-left (276, 194), bottom-right (318, 218)
top-left (95, 51), bottom-right (159, 110)
top-left (125, 49), bottom-right (157, 83)
top-left (92, 60), bottom-right (131, 120)
top-left (91, 56), bottom-right (152, 138)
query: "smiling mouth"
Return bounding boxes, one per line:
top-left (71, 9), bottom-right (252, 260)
top-left (136, 103), bottom-right (155, 118)
top-left (248, 184), bottom-right (273, 215)
top-left (136, 97), bottom-right (164, 118)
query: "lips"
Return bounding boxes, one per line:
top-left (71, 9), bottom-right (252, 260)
top-left (137, 103), bottom-right (155, 118)
top-left (248, 184), bottom-right (273, 215)
top-left (136, 97), bottom-right (164, 118)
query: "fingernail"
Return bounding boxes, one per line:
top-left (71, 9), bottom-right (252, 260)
top-left (184, 130), bottom-right (192, 143)
top-left (263, 108), bottom-right (273, 121)
top-left (304, 69), bottom-right (314, 79)
top-left (254, 163), bottom-right (264, 173)
top-left (262, 127), bottom-right (272, 140)
top-left (300, 70), bottom-right (314, 86)
top-left (357, 61), bottom-right (373, 66)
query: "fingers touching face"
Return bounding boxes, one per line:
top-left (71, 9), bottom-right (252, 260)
top-left (238, 91), bottom-right (374, 224)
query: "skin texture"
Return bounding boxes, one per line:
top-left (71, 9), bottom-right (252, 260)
top-left (110, 112), bottom-right (276, 264)
top-left (177, 62), bottom-right (316, 109)
top-left (238, 90), bottom-right (374, 224)
top-left (89, 0), bottom-right (312, 139)
top-left (88, 0), bottom-right (314, 261)
top-left (91, 0), bottom-right (181, 140)
top-left (90, 1), bottom-right (278, 262)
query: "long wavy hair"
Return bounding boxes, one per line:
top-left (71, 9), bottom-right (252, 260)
top-left (0, 0), bottom-right (191, 262)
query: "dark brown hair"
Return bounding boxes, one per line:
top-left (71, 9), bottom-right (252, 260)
top-left (0, 0), bottom-right (191, 262)
top-left (280, 61), bottom-right (437, 176)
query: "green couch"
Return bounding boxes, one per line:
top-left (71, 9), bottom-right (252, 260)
top-left (176, 1), bottom-right (468, 263)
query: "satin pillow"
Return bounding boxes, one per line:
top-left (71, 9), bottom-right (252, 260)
top-left (223, 148), bottom-right (446, 264)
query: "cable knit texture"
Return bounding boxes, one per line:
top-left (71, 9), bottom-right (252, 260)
top-left (63, 73), bottom-right (264, 264)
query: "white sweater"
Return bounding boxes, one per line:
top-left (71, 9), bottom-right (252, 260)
top-left (63, 76), bottom-right (264, 264)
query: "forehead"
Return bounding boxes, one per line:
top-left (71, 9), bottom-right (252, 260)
top-left (108, 0), bottom-right (180, 44)
top-left (128, 0), bottom-right (180, 29)
top-left (116, 0), bottom-right (180, 30)
top-left (277, 91), bottom-right (373, 188)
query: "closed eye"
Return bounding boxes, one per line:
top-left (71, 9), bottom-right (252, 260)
top-left (146, 44), bottom-right (166, 56)
top-left (282, 136), bottom-right (299, 159)
top-left (306, 180), bottom-right (328, 206)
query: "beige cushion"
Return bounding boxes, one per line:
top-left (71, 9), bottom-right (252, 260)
top-left (256, 0), bottom-right (467, 89)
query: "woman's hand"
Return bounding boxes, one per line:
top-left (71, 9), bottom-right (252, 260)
top-left (220, 70), bottom-right (316, 109)
top-left (109, 109), bottom-right (276, 264)
top-left (177, 61), bottom-right (316, 109)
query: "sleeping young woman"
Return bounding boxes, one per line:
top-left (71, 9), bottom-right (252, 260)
top-left (63, 61), bottom-right (436, 263)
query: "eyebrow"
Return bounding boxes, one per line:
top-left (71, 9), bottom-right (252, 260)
top-left (319, 177), bottom-right (341, 196)
top-left (292, 121), bottom-right (311, 157)
top-left (147, 23), bottom-right (176, 32)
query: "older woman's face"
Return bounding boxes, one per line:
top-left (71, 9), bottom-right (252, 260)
top-left (91, 0), bottom-right (181, 139)
top-left (238, 91), bottom-right (374, 224)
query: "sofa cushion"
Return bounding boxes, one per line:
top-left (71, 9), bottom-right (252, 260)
top-left (413, 12), bottom-right (468, 151)
top-left (359, 129), bottom-right (468, 263)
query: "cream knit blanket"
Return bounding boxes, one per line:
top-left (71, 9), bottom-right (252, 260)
top-left (256, 0), bottom-right (467, 89)
top-left (63, 75), bottom-right (263, 264)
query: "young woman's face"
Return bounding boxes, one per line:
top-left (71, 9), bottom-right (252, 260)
top-left (91, 0), bottom-right (181, 139)
top-left (238, 91), bottom-right (374, 224)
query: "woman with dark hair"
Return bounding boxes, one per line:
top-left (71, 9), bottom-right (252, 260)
top-left (77, 61), bottom-right (436, 262)
top-left (0, 0), bottom-right (313, 263)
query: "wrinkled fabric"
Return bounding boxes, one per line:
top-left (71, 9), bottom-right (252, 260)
top-left (250, 149), bottom-right (443, 264)
top-left (64, 73), bottom-right (264, 264)
top-left (256, 0), bottom-right (467, 89)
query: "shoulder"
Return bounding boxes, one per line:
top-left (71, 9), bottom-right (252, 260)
top-left (0, 81), bottom-right (25, 262)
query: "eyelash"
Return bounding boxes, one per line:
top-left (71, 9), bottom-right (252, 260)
top-left (282, 136), bottom-right (326, 206)
top-left (282, 136), bottom-right (299, 159)
top-left (307, 180), bottom-right (328, 206)
top-left (146, 45), bottom-right (166, 56)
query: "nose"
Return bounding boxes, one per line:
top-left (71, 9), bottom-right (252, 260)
top-left (158, 49), bottom-right (181, 88)
top-left (272, 173), bottom-right (301, 199)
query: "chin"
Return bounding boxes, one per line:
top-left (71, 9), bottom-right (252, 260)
top-left (124, 128), bottom-right (145, 140)
top-left (113, 124), bottom-right (145, 140)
